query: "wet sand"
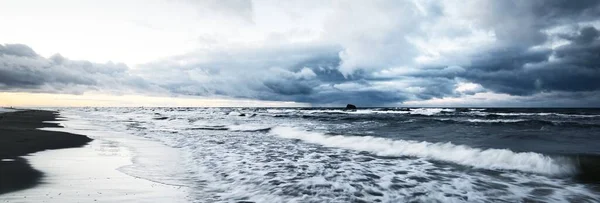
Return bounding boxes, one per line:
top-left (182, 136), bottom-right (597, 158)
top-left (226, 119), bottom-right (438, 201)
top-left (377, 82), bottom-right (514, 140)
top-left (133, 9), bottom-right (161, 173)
top-left (0, 110), bottom-right (92, 194)
top-left (0, 110), bottom-right (190, 202)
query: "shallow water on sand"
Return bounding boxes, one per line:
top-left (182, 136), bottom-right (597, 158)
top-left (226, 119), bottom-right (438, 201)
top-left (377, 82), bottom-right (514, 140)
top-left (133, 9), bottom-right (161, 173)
top-left (0, 120), bottom-right (190, 203)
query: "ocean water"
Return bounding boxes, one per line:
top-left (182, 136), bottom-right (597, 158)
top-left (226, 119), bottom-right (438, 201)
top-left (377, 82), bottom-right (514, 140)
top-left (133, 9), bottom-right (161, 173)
top-left (0, 107), bottom-right (18, 113)
top-left (55, 107), bottom-right (600, 202)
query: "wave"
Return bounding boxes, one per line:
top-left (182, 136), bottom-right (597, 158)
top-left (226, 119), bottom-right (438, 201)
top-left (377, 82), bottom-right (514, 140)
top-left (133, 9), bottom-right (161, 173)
top-left (294, 108), bottom-right (600, 118)
top-left (264, 108), bottom-right (600, 117)
top-left (266, 108), bottom-right (456, 116)
top-left (353, 108), bottom-right (455, 116)
top-left (266, 109), bottom-right (300, 114)
top-left (412, 108), bottom-right (455, 114)
top-left (472, 112), bottom-right (600, 118)
top-left (466, 119), bottom-right (528, 123)
top-left (228, 124), bottom-right (272, 132)
top-left (358, 108), bottom-right (453, 116)
top-left (432, 118), bottom-right (600, 128)
top-left (554, 114), bottom-right (600, 118)
top-left (187, 126), bottom-right (229, 131)
top-left (302, 108), bottom-right (459, 116)
top-left (267, 108), bottom-right (452, 116)
top-left (188, 124), bottom-right (272, 132)
top-left (270, 127), bottom-right (577, 176)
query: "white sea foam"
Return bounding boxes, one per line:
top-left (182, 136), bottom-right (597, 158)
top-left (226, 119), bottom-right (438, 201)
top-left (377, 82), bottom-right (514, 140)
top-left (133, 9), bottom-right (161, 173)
top-left (466, 119), bottom-right (527, 123)
top-left (343, 109), bottom-right (408, 114)
top-left (409, 108), bottom-right (454, 116)
top-left (266, 109), bottom-right (299, 114)
top-left (494, 112), bottom-right (554, 116)
top-left (478, 112), bottom-right (600, 118)
top-left (227, 124), bottom-right (272, 132)
top-left (188, 124), bottom-right (272, 132)
top-left (371, 110), bottom-right (410, 114)
top-left (270, 126), bottom-right (576, 176)
top-left (304, 109), bottom-right (347, 114)
top-left (228, 111), bottom-right (243, 116)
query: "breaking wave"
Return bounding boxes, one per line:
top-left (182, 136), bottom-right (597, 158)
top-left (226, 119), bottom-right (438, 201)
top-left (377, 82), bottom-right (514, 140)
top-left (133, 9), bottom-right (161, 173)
top-left (264, 108), bottom-right (600, 118)
top-left (189, 124), bottom-right (272, 132)
top-left (228, 124), bottom-right (272, 132)
top-left (466, 119), bottom-right (527, 123)
top-left (270, 127), bottom-right (577, 176)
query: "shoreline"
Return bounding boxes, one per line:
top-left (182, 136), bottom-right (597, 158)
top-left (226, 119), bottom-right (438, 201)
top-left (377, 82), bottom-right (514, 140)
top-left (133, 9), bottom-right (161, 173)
top-left (1, 109), bottom-right (190, 202)
top-left (0, 110), bottom-right (92, 195)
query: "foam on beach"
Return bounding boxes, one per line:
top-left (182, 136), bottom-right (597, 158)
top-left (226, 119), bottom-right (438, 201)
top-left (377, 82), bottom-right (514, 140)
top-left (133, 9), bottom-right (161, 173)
top-left (1, 114), bottom-right (190, 203)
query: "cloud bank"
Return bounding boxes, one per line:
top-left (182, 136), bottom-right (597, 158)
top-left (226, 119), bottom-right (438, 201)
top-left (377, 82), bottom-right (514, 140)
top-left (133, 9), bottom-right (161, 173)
top-left (1, 0), bottom-right (600, 107)
top-left (0, 44), bottom-right (161, 95)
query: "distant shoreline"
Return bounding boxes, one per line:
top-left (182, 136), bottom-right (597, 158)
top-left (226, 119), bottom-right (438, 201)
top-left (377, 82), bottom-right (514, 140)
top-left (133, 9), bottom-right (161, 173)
top-left (0, 110), bottom-right (92, 194)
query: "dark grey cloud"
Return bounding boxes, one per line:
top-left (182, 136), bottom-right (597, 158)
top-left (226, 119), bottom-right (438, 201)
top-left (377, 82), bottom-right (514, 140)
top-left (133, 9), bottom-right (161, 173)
top-left (135, 44), bottom-right (340, 99)
top-left (0, 43), bottom-right (160, 94)
top-left (465, 0), bottom-right (600, 48)
top-left (400, 0), bottom-right (600, 106)
top-left (132, 41), bottom-right (442, 106)
top-left (137, 44), bottom-right (410, 105)
top-left (456, 26), bottom-right (600, 97)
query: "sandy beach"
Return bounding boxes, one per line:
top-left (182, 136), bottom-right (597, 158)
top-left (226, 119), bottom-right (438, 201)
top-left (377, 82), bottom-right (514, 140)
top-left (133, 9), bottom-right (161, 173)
top-left (0, 110), bottom-right (92, 195)
top-left (0, 110), bottom-right (189, 202)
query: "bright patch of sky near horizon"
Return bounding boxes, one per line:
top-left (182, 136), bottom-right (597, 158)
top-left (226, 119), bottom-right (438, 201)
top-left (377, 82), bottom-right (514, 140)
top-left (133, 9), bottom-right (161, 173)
top-left (0, 92), bottom-right (309, 107)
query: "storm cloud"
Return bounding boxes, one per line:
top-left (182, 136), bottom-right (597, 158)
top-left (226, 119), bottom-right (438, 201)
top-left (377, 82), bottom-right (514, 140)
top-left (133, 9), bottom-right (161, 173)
top-left (460, 27), bottom-right (600, 96)
top-left (0, 44), bottom-right (159, 95)
top-left (1, 0), bottom-right (600, 106)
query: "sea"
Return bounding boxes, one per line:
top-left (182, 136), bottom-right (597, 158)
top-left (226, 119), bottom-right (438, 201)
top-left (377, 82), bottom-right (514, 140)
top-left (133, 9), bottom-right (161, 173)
top-left (54, 107), bottom-right (600, 202)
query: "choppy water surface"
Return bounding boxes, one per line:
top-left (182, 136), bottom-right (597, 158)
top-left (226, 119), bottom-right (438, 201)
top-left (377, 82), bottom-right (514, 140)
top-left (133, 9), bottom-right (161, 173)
top-left (58, 107), bottom-right (600, 202)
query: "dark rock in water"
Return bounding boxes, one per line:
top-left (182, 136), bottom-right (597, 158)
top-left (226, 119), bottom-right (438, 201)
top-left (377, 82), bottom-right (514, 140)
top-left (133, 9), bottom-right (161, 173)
top-left (346, 104), bottom-right (357, 110)
top-left (153, 116), bottom-right (169, 120)
top-left (239, 113), bottom-right (246, 116)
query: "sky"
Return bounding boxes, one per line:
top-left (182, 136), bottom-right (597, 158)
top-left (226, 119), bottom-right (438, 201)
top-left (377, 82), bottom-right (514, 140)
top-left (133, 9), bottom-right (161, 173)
top-left (1, 0), bottom-right (600, 107)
